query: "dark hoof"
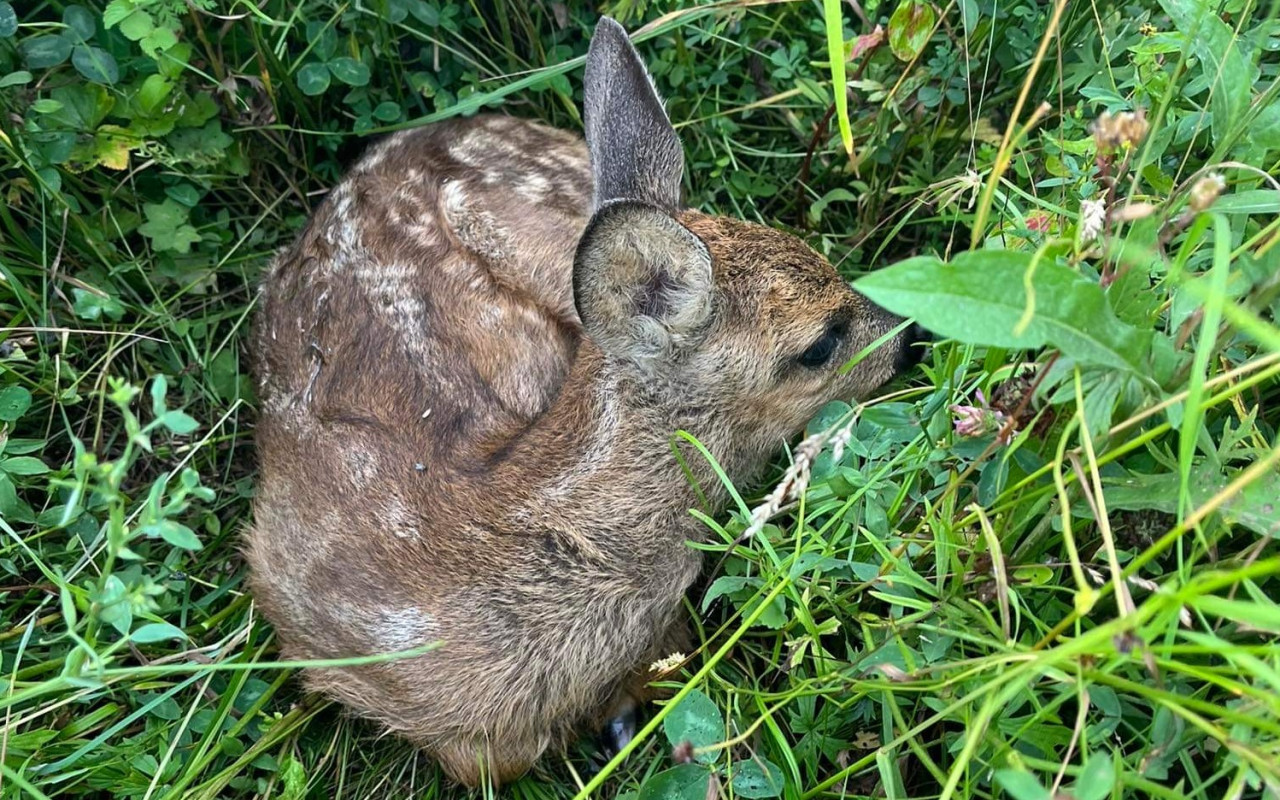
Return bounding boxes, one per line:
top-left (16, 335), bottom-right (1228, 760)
top-left (596, 704), bottom-right (638, 759)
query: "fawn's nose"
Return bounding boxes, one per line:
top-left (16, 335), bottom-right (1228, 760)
top-left (894, 323), bottom-right (932, 372)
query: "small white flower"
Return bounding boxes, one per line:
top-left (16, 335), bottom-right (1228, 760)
top-left (650, 653), bottom-right (686, 673)
top-left (1079, 199), bottom-right (1106, 244)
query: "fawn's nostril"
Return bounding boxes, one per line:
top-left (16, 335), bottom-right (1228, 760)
top-left (894, 323), bottom-right (932, 372)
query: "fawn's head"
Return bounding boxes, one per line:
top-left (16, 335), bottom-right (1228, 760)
top-left (574, 19), bottom-right (925, 451)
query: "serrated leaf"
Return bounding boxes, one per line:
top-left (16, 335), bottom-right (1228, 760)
top-left (72, 287), bottom-right (125, 321)
top-left (21, 35), bottom-right (73, 69)
top-left (0, 457), bottom-right (49, 476)
top-left (0, 2), bottom-right (18, 38)
top-left (131, 622), bottom-right (188, 643)
top-left (0, 386), bottom-right (32, 421)
top-left (138, 199), bottom-right (201, 253)
top-left (72, 45), bottom-right (119, 84)
top-left (118, 9), bottom-right (154, 41)
top-left (854, 251), bottom-right (1153, 376)
top-left (636, 764), bottom-right (709, 800)
top-left (296, 62), bottom-right (330, 95)
top-left (887, 0), bottom-right (936, 61)
top-left (327, 57), bottom-right (370, 86)
top-left (730, 759), bottom-right (784, 798)
top-left (102, 0), bottom-right (134, 29)
top-left (662, 689), bottom-right (722, 763)
top-left (140, 25), bottom-right (176, 56)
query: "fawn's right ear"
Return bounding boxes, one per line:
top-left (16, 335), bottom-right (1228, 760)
top-left (574, 18), bottom-right (711, 366)
top-left (582, 16), bottom-right (683, 211)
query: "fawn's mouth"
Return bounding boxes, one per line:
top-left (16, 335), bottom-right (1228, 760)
top-left (895, 323), bottom-right (932, 373)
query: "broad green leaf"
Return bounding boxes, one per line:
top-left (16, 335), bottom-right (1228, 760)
top-left (994, 768), bottom-right (1051, 800)
top-left (150, 374), bottom-right (169, 416)
top-left (1156, 0), bottom-right (1253, 147)
top-left (0, 2), bottom-right (17, 38)
top-left (1251, 104), bottom-right (1280, 150)
top-left (373, 101), bottom-right (401, 122)
top-left (131, 622), bottom-right (188, 643)
top-left (72, 45), bottom-right (119, 84)
top-left (138, 24), bottom-right (175, 56)
top-left (0, 474), bottom-right (21, 518)
top-left (0, 70), bottom-right (32, 87)
top-left (1099, 464), bottom-right (1279, 537)
top-left (72, 287), bottom-right (126, 321)
top-left (1073, 752), bottom-right (1116, 800)
top-left (20, 34), bottom-right (73, 69)
top-left (95, 574), bottom-right (132, 635)
top-left (160, 410), bottom-right (199, 435)
top-left (102, 0), bottom-right (134, 29)
top-left (327, 57), bottom-right (370, 87)
top-left (888, 0), bottom-right (936, 61)
top-left (118, 10), bottom-right (154, 41)
top-left (0, 457), bottom-right (49, 476)
top-left (636, 764), bottom-right (709, 800)
top-left (138, 199), bottom-right (201, 253)
top-left (854, 250), bottom-right (1153, 376)
top-left (700, 576), bottom-right (752, 612)
top-left (45, 83), bottom-right (114, 130)
top-left (296, 62), bottom-right (330, 96)
top-left (662, 689), bottom-right (723, 763)
top-left (0, 386), bottom-right (32, 421)
top-left (62, 6), bottom-right (95, 41)
top-left (730, 759), bottom-right (785, 798)
top-left (136, 74), bottom-right (172, 114)
top-left (143, 519), bottom-right (203, 550)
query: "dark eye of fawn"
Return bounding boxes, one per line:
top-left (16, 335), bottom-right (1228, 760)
top-left (797, 323), bottom-right (846, 368)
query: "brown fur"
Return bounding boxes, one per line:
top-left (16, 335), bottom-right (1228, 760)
top-left (246, 19), bottom-right (918, 789)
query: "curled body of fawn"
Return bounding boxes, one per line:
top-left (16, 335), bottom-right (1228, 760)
top-left (246, 17), bottom-right (926, 788)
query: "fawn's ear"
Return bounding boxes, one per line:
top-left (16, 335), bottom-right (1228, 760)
top-left (576, 18), bottom-right (708, 364)
top-left (573, 202), bottom-right (714, 364)
top-left (583, 16), bottom-right (683, 211)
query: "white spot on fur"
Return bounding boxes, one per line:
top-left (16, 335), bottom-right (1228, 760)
top-left (376, 606), bottom-right (437, 651)
top-left (323, 186), bottom-right (361, 252)
top-left (443, 181), bottom-right (512, 262)
top-left (343, 441), bottom-right (379, 489)
top-left (385, 495), bottom-right (420, 540)
top-left (515, 172), bottom-right (551, 201)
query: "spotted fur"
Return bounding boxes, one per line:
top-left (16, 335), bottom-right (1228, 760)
top-left (246, 17), bottom-right (922, 787)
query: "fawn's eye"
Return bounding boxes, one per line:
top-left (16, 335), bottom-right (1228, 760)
top-left (797, 323), bottom-right (846, 369)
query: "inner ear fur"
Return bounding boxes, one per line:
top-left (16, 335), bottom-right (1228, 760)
top-left (573, 202), bottom-right (714, 364)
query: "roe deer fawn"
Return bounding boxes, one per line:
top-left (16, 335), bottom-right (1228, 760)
top-left (246, 16), bottom-right (925, 788)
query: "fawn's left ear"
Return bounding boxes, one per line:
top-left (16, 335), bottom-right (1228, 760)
top-left (582, 16), bottom-right (684, 212)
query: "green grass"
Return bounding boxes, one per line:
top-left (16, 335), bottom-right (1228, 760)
top-left (2, 0), bottom-right (1279, 798)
